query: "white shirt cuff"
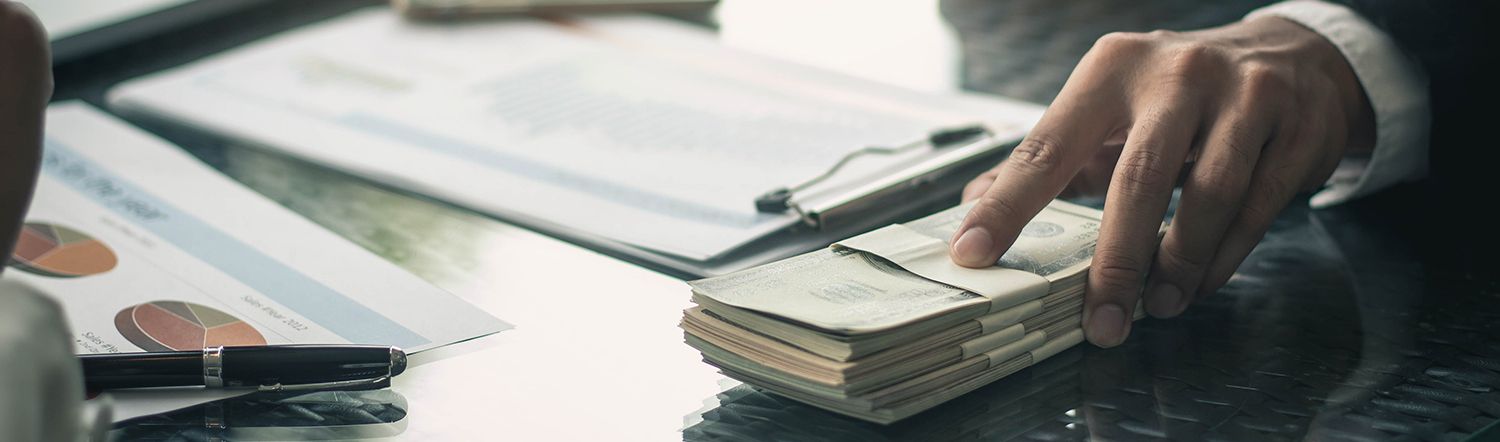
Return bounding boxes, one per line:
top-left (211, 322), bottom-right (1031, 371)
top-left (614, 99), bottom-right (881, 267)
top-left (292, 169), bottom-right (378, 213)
top-left (1246, 0), bottom-right (1430, 207)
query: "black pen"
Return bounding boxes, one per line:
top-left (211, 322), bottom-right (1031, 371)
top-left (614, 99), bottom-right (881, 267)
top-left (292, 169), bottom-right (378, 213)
top-left (80, 345), bottom-right (406, 391)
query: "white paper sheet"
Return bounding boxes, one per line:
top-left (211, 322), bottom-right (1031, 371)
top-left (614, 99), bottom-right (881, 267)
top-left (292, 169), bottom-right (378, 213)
top-left (109, 8), bottom-right (1041, 261)
top-left (6, 103), bottom-right (512, 422)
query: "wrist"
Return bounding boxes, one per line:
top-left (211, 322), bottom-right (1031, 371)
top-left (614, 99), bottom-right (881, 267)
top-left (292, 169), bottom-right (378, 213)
top-left (1233, 16), bottom-right (1377, 155)
top-left (1263, 16), bottom-right (1375, 155)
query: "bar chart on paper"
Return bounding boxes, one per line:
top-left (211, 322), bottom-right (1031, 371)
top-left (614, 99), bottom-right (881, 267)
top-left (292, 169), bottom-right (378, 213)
top-left (114, 300), bottom-right (268, 351)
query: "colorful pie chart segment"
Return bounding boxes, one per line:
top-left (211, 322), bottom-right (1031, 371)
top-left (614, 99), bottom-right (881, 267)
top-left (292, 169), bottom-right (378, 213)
top-left (9, 222), bottom-right (118, 278)
top-left (115, 301), bottom-right (267, 351)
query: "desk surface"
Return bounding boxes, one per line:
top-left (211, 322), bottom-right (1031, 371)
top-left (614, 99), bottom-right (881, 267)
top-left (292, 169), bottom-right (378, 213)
top-left (51, 1), bottom-right (1500, 440)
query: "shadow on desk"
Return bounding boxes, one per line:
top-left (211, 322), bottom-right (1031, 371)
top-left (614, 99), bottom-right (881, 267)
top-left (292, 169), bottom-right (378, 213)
top-left (686, 191), bottom-right (1500, 441)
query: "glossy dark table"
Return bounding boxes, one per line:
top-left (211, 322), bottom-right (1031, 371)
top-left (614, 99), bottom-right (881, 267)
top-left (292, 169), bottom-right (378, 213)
top-left (686, 192), bottom-right (1500, 441)
top-left (51, 1), bottom-right (1499, 440)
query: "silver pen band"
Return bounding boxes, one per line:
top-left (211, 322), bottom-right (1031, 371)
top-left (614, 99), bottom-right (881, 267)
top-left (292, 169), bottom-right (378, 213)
top-left (389, 347), bottom-right (399, 378)
top-left (202, 346), bottom-right (225, 388)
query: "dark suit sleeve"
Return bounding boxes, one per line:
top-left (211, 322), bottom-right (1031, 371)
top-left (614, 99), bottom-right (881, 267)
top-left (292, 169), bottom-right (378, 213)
top-left (1329, 0), bottom-right (1497, 265)
top-left (1326, 1), bottom-right (1485, 181)
top-left (1330, 1), bottom-right (1480, 80)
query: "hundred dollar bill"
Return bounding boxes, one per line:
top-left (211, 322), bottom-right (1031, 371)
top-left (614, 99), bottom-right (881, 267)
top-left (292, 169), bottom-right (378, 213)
top-left (688, 200), bottom-right (1103, 336)
top-left (905, 200), bottom-right (1102, 277)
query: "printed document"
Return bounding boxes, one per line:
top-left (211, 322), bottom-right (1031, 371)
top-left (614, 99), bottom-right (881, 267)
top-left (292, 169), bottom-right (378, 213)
top-left (6, 103), bottom-right (512, 420)
top-left (110, 9), bottom-right (1041, 261)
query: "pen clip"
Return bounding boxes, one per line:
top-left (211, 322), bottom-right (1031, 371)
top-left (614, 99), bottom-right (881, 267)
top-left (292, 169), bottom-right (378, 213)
top-left (258, 376), bottom-right (392, 392)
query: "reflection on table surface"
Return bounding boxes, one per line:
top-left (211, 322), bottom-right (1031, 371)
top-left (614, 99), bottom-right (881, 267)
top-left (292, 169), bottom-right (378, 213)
top-left (112, 390), bottom-right (407, 441)
top-left (105, 137), bottom-right (1500, 441)
top-left (685, 197), bottom-right (1500, 441)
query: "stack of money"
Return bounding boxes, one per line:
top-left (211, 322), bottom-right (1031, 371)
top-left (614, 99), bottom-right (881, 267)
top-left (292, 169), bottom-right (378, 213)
top-left (683, 345), bottom-right (1083, 441)
top-left (682, 200), bottom-right (1133, 424)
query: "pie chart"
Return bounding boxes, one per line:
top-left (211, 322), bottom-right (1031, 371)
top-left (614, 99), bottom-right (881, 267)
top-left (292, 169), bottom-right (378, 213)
top-left (9, 222), bottom-right (118, 278)
top-left (115, 301), bottom-right (267, 351)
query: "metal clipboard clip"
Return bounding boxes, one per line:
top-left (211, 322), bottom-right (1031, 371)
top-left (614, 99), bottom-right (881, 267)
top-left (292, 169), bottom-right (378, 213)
top-left (754, 124), bottom-right (1004, 230)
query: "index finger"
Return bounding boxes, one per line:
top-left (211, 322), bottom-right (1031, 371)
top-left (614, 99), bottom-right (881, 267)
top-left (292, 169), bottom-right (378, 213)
top-left (950, 96), bottom-right (1121, 268)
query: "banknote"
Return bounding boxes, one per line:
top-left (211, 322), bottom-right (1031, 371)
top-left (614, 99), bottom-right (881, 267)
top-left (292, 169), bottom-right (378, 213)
top-left (694, 327), bottom-right (1086, 424)
top-left (689, 247), bottom-right (987, 334)
top-left (683, 300), bottom-right (1082, 394)
top-left (905, 201), bottom-right (1102, 277)
top-left (683, 200), bottom-right (1135, 424)
top-left (688, 200), bottom-right (1103, 336)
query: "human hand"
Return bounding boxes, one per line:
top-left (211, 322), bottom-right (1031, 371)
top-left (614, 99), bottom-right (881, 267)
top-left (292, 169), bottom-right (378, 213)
top-left (950, 17), bottom-right (1375, 347)
top-left (0, 1), bottom-right (51, 263)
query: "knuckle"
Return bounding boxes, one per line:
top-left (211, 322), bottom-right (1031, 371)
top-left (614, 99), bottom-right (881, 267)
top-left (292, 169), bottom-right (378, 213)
top-left (1239, 184), bottom-right (1288, 226)
top-left (1235, 91), bottom-right (1286, 121)
top-left (1116, 148), bottom-right (1173, 191)
top-left (1094, 244), bottom-right (1149, 273)
top-left (1261, 169), bottom-right (1298, 200)
top-left (1236, 202), bottom-right (1277, 229)
top-left (1145, 29), bottom-right (1178, 39)
top-left (1006, 134), bottom-right (1067, 176)
top-left (1092, 254), bottom-right (1149, 294)
top-left (1239, 64), bottom-right (1293, 97)
top-left (1163, 44), bottom-right (1221, 85)
top-left (1093, 32), bottom-right (1154, 55)
top-left (1185, 162), bottom-right (1245, 200)
top-left (971, 193), bottom-right (1025, 227)
top-left (1158, 242), bottom-right (1209, 275)
top-left (1218, 121), bottom-right (1264, 167)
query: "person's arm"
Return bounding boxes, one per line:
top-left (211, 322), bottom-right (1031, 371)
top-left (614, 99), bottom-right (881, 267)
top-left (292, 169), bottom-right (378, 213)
top-left (950, 8), bottom-right (1378, 347)
top-left (0, 1), bottom-right (51, 262)
top-left (1246, 1), bottom-right (1429, 207)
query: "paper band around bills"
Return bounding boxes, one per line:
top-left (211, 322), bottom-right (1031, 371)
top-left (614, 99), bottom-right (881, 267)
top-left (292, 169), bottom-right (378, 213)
top-left (1032, 329), bottom-right (1085, 361)
top-left (835, 224), bottom-right (1051, 315)
top-left (978, 328), bottom-right (1084, 368)
top-left (957, 299), bottom-right (1056, 360)
top-left (974, 299), bottom-right (1042, 335)
top-left (980, 330), bottom-right (1045, 367)
top-left (960, 322), bottom-right (1025, 360)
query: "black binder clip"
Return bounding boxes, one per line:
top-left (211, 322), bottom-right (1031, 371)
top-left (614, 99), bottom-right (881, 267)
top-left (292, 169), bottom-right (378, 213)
top-left (755, 187), bottom-right (795, 213)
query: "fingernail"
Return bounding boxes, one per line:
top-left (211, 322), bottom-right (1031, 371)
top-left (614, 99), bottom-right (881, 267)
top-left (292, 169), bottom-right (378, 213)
top-left (951, 227), bottom-right (994, 267)
top-left (1086, 303), bottom-right (1127, 347)
top-left (1144, 283), bottom-right (1184, 318)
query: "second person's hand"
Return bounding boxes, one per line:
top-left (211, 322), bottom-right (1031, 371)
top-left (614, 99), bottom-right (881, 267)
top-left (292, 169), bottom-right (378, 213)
top-left (950, 16), bottom-right (1374, 347)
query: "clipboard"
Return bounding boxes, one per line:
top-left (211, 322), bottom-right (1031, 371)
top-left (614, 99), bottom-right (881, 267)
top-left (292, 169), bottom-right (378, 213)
top-left (592, 127), bottom-right (1026, 278)
top-left (104, 8), bottom-right (1044, 278)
